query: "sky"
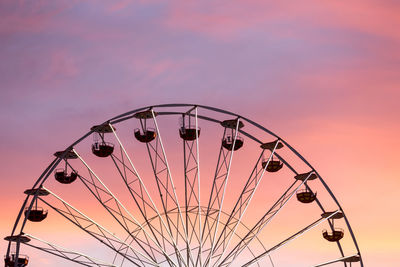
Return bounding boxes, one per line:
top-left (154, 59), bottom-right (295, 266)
top-left (0, 0), bottom-right (399, 266)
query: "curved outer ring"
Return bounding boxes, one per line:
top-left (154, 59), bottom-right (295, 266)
top-left (6, 103), bottom-right (363, 267)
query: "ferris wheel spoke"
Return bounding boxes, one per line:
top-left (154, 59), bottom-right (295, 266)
top-left (22, 233), bottom-right (119, 267)
top-left (210, 140), bottom-right (282, 267)
top-left (144, 139), bottom-right (188, 267)
top-left (109, 154), bottom-right (157, 214)
top-left (106, 136), bottom-right (176, 256)
top-left (72, 149), bottom-right (178, 267)
top-left (181, 107), bottom-right (202, 266)
top-left (240, 210), bottom-right (341, 267)
top-left (220, 172), bottom-right (314, 267)
top-left (140, 109), bottom-right (195, 267)
top-left (201, 118), bottom-right (241, 267)
top-left (64, 160), bottom-right (160, 263)
top-left (38, 187), bottom-right (157, 266)
top-left (130, 109), bottom-right (191, 266)
top-left (197, 131), bottom-right (227, 266)
top-left (109, 153), bottom-right (175, 253)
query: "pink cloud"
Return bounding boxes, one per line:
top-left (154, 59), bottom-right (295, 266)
top-left (41, 50), bottom-right (80, 83)
top-left (0, 0), bottom-right (74, 36)
top-left (106, 0), bottom-right (133, 12)
top-left (164, 1), bottom-right (281, 40)
top-left (163, 0), bottom-right (400, 42)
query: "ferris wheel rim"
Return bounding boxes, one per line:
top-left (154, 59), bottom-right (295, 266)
top-left (6, 103), bottom-right (363, 267)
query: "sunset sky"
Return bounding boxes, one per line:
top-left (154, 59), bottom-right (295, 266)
top-left (1, 0), bottom-right (399, 266)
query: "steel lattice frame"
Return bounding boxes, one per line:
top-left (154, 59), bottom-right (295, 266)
top-left (5, 104), bottom-right (363, 267)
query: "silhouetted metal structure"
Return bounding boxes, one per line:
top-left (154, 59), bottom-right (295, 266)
top-left (5, 104), bottom-right (363, 267)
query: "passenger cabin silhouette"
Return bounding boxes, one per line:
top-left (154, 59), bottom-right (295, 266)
top-left (179, 126), bottom-right (200, 141)
top-left (261, 157), bottom-right (283, 172)
top-left (24, 207), bottom-right (47, 222)
top-left (54, 150), bottom-right (78, 184)
top-left (259, 140), bottom-right (284, 172)
top-left (92, 142), bottom-right (114, 157)
top-left (91, 124), bottom-right (115, 158)
top-left (323, 229), bottom-right (344, 242)
top-left (54, 169), bottom-right (78, 184)
top-left (134, 128), bottom-right (156, 143)
top-left (4, 235), bottom-right (31, 267)
top-left (321, 211), bottom-right (345, 242)
top-left (220, 119), bottom-right (244, 151)
top-left (222, 135), bottom-right (244, 151)
top-left (23, 189), bottom-right (49, 222)
top-left (133, 110), bottom-right (158, 143)
top-left (4, 254), bottom-right (29, 267)
top-left (179, 111), bottom-right (200, 141)
top-left (296, 189), bottom-right (317, 203)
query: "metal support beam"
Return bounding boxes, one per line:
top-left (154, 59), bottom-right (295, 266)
top-left (71, 149), bottom-right (177, 266)
top-left (109, 122), bottom-right (185, 266)
top-left (23, 233), bottom-right (118, 267)
top-left (241, 210), bottom-right (340, 267)
top-left (220, 172), bottom-right (314, 267)
top-left (139, 109), bottom-right (192, 266)
top-left (40, 187), bottom-right (157, 266)
top-left (201, 118), bottom-right (241, 267)
top-left (312, 254), bottom-right (360, 267)
top-left (211, 140), bottom-right (281, 266)
top-left (181, 107), bottom-right (202, 266)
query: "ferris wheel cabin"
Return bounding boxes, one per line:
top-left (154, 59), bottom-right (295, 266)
top-left (220, 119), bottom-right (244, 151)
top-left (222, 135), bottom-right (244, 150)
top-left (4, 254), bottom-right (29, 267)
top-left (179, 126), bottom-right (200, 141)
top-left (24, 207), bottom-right (47, 222)
top-left (296, 189), bottom-right (317, 203)
top-left (54, 150), bottom-right (79, 183)
top-left (23, 188), bottom-right (49, 222)
top-left (322, 211), bottom-right (345, 242)
top-left (261, 157), bottom-right (283, 172)
top-left (134, 128), bottom-right (156, 143)
top-left (4, 235), bottom-right (31, 267)
top-left (92, 142), bottom-right (114, 157)
top-left (179, 113), bottom-right (201, 141)
top-left (91, 124), bottom-right (115, 158)
top-left (323, 228), bottom-right (344, 242)
top-left (54, 169), bottom-right (78, 184)
top-left (133, 110), bottom-right (159, 143)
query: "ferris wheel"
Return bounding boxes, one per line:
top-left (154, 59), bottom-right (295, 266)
top-left (5, 104), bottom-right (363, 267)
